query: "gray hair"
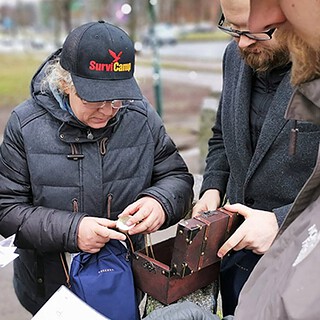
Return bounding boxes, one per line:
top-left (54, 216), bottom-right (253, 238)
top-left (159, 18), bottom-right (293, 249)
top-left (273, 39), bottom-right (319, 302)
top-left (41, 58), bottom-right (74, 95)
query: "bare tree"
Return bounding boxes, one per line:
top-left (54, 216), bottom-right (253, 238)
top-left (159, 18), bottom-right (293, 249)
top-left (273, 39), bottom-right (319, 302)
top-left (51, 0), bottom-right (72, 47)
top-left (127, 0), bottom-right (137, 41)
top-left (60, 0), bottom-right (73, 32)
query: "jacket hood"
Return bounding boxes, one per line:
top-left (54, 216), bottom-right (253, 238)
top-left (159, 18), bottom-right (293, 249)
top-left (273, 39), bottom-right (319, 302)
top-left (30, 48), bottom-right (73, 123)
top-left (30, 48), bottom-right (121, 140)
top-left (285, 78), bottom-right (320, 125)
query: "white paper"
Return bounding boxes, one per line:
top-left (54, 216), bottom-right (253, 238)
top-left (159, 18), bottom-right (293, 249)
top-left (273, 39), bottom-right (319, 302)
top-left (32, 285), bottom-right (110, 320)
top-left (0, 234), bottom-right (19, 267)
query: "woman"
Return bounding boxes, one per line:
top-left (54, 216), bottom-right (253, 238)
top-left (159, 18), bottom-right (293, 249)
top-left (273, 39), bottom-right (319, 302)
top-left (0, 21), bottom-right (193, 315)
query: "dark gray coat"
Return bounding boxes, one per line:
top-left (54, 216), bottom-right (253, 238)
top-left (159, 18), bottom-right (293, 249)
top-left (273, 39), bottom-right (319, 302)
top-left (201, 41), bottom-right (320, 225)
top-left (0, 51), bottom-right (193, 311)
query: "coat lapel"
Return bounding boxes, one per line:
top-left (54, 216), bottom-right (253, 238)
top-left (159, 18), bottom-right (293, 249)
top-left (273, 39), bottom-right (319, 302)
top-left (246, 72), bottom-right (293, 181)
top-left (234, 62), bottom-right (254, 167)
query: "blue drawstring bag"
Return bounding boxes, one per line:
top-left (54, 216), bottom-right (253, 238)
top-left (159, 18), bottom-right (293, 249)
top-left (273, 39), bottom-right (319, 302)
top-left (68, 239), bottom-right (139, 320)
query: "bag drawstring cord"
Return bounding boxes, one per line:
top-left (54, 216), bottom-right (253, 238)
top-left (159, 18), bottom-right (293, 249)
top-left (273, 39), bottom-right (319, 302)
top-left (144, 233), bottom-right (156, 260)
top-left (60, 253), bottom-right (70, 288)
top-left (60, 198), bottom-right (79, 288)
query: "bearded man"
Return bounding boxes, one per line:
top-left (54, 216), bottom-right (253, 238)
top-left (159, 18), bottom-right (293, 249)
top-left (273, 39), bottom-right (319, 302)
top-left (217, 1), bottom-right (320, 319)
top-left (192, 0), bottom-right (320, 316)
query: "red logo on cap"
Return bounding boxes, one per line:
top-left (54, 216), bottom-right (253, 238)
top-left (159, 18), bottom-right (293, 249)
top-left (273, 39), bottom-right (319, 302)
top-left (88, 49), bottom-right (131, 73)
top-left (108, 49), bottom-right (123, 62)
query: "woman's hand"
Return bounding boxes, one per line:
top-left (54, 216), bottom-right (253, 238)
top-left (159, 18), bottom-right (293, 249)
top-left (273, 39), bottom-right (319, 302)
top-left (118, 196), bottom-right (166, 235)
top-left (77, 217), bottom-right (126, 253)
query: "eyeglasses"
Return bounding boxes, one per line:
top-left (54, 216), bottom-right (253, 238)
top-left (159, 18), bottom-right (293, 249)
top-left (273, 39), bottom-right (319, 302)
top-left (81, 99), bottom-right (125, 110)
top-left (75, 92), bottom-right (127, 110)
top-left (217, 14), bottom-right (276, 41)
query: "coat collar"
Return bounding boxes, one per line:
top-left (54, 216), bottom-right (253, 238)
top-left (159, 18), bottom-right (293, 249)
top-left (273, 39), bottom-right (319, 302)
top-left (285, 78), bottom-right (320, 125)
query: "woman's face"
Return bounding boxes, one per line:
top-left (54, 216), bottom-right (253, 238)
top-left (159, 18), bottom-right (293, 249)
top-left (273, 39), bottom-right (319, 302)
top-left (66, 87), bottom-right (120, 129)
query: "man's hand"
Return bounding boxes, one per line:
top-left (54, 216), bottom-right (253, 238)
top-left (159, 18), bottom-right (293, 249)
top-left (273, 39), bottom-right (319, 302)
top-left (77, 217), bottom-right (126, 253)
top-left (192, 189), bottom-right (221, 217)
top-left (217, 203), bottom-right (279, 258)
top-left (118, 196), bottom-right (166, 235)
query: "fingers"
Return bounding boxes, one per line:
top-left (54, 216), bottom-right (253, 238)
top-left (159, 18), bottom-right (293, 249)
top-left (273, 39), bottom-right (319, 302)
top-left (125, 208), bottom-right (150, 226)
top-left (78, 230), bottom-right (126, 253)
top-left (118, 197), bottom-right (166, 235)
top-left (217, 206), bottom-right (278, 257)
top-left (95, 223), bottom-right (126, 241)
top-left (77, 217), bottom-right (126, 252)
top-left (118, 202), bottom-right (139, 221)
top-left (192, 203), bottom-right (208, 217)
top-left (223, 203), bottom-right (252, 218)
top-left (128, 215), bottom-right (161, 235)
top-left (192, 189), bottom-right (220, 217)
top-left (252, 249), bottom-right (265, 255)
top-left (127, 207), bottom-right (165, 235)
top-left (118, 202), bottom-right (147, 227)
top-left (79, 197), bottom-right (167, 252)
top-left (79, 229), bottom-right (126, 253)
top-left (95, 218), bottom-right (117, 229)
top-left (217, 225), bottom-right (246, 258)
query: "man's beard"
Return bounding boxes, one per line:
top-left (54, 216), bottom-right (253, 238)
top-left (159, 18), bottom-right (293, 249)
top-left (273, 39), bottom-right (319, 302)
top-left (239, 42), bottom-right (290, 72)
top-left (276, 27), bottom-right (320, 85)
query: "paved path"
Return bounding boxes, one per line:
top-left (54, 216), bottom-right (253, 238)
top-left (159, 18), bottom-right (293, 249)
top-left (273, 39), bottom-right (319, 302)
top-left (0, 239), bottom-right (32, 319)
top-left (135, 59), bottom-right (223, 93)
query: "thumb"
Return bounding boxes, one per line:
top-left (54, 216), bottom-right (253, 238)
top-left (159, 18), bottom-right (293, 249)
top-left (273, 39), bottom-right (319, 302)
top-left (95, 221), bottom-right (127, 241)
top-left (96, 218), bottom-right (117, 229)
top-left (223, 203), bottom-right (252, 219)
top-left (191, 203), bottom-right (208, 217)
top-left (118, 202), bottom-right (137, 218)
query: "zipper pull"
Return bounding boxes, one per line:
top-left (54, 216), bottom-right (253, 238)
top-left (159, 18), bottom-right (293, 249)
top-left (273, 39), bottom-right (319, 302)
top-left (87, 130), bottom-right (94, 140)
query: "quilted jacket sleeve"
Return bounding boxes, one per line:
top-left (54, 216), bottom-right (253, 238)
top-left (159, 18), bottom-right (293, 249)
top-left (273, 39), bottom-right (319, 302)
top-left (136, 102), bottom-right (194, 229)
top-left (0, 110), bottom-right (85, 252)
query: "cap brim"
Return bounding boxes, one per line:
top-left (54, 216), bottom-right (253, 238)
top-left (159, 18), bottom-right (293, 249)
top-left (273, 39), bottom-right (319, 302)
top-left (71, 74), bottom-right (143, 102)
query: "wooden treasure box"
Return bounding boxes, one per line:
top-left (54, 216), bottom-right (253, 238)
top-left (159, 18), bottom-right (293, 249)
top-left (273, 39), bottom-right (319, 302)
top-left (132, 208), bottom-right (240, 305)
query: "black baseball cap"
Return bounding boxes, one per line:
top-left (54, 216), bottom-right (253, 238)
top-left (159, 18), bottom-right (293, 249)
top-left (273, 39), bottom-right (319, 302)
top-left (60, 21), bottom-right (142, 102)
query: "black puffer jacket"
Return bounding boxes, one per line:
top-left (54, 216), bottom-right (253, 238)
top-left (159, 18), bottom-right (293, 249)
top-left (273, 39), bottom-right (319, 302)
top-left (0, 51), bottom-right (194, 310)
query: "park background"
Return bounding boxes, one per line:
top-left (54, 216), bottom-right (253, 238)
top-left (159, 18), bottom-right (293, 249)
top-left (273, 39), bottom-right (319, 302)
top-left (0, 0), bottom-right (231, 318)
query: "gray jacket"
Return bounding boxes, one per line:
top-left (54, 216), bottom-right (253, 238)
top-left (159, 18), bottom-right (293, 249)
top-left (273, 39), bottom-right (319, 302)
top-left (235, 78), bottom-right (320, 320)
top-left (0, 51), bottom-right (193, 309)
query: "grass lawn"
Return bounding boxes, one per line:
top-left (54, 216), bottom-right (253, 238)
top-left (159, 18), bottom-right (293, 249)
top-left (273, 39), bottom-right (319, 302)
top-left (180, 31), bottom-right (230, 42)
top-left (0, 53), bottom-right (44, 109)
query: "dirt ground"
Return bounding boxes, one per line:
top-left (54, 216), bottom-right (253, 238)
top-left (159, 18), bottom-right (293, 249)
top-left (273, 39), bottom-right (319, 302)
top-left (141, 79), bottom-right (211, 152)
